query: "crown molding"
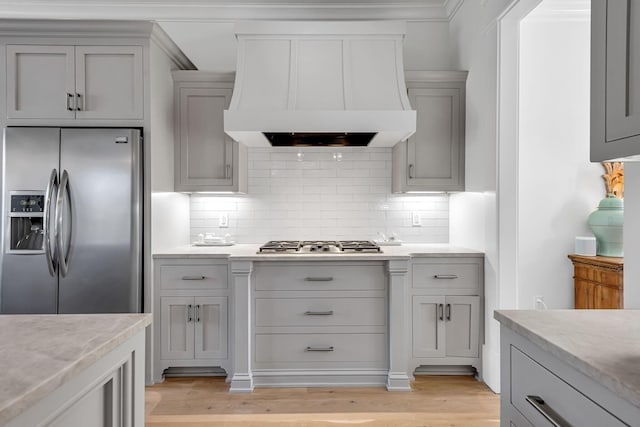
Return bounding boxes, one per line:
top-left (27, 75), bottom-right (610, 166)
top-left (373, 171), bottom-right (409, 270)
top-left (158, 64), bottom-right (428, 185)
top-left (0, 1), bottom-right (452, 22)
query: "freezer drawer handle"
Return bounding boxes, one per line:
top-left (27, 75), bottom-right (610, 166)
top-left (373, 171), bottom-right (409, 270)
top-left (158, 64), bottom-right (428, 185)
top-left (181, 275), bottom-right (206, 281)
top-left (44, 168), bottom-right (59, 276)
top-left (525, 396), bottom-right (573, 427)
top-left (304, 310), bottom-right (334, 316)
top-left (304, 277), bottom-right (334, 282)
top-left (305, 346), bottom-right (334, 352)
top-left (434, 274), bottom-right (458, 279)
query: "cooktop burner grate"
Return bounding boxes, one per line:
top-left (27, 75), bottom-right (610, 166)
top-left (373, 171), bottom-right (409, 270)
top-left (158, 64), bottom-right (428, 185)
top-left (257, 240), bottom-right (382, 254)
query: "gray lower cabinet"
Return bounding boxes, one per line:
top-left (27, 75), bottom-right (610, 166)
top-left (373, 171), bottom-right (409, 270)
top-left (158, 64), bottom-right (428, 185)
top-left (409, 256), bottom-right (483, 376)
top-left (251, 261), bottom-right (388, 387)
top-left (412, 295), bottom-right (480, 359)
top-left (172, 71), bottom-right (247, 193)
top-left (500, 325), bottom-right (634, 427)
top-left (154, 258), bottom-right (230, 382)
top-left (591, 0), bottom-right (640, 161)
top-left (393, 71), bottom-right (467, 192)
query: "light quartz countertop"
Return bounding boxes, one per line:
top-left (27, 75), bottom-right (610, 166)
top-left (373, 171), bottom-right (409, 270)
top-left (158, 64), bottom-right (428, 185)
top-left (495, 309), bottom-right (640, 409)
top-left (0, 313), bottom-right (151, 425)
top-left (153, 243), bottom-right (483, 261)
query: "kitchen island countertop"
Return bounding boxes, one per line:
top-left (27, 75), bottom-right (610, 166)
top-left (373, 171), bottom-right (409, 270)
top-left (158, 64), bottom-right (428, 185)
top-left (0, 313), bottom-right (151, 425)
top-left (153, 243), bottom-right (483, 260)
top-left (495, 309), bottom-right (640, 410)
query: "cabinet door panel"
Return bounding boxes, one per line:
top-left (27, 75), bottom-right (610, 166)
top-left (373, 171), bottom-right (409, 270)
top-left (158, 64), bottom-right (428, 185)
top-left (445, 296), bottom-right (479, 358)
top-left (161, 297), bottom-right (194, 360)
top-left (75, 46), bottom-right (143, 120)
top-left (412, 295), bottom-right (445, 358)
top-left (605, 0), bottom-right (640, 143)
top-left (6, 45), bottom-right (75, 119)
top-left (194, 296), bottom-right (228, 360)
top-left (176, 87), bottom-right (234, 189)
top-left (406, 88), bottom-right (463, 190)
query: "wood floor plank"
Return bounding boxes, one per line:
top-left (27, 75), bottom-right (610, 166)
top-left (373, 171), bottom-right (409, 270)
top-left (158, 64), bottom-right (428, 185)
top-left (145, 376), bottom-right (500, 427)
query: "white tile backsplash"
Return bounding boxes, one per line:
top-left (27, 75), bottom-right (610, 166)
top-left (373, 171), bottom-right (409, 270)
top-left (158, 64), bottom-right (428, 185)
top-left (190, 147), bottom-right (449, 244)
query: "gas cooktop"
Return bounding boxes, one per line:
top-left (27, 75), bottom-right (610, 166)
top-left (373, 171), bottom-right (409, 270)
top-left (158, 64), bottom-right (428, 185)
top-left (258, 240), bottom-right (382, 254)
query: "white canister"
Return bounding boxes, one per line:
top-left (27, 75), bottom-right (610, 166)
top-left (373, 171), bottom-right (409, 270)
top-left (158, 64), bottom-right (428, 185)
top-left (575, 236), bottom-right (597, 256)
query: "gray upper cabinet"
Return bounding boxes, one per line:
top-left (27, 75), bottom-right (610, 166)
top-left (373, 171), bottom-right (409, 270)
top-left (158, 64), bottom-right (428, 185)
top-left (392, 71), bottom-right (467, 192)
top-left (173, 71), bottom-right (247, 193)
top-left (6, 44), bottom-right (143, 121)
top-left (591, 0), bottom-right (640, 161)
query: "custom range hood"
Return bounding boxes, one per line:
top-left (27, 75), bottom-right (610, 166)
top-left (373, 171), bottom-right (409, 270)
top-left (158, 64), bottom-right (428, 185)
top-left (224, 21), bottom-right (416, 147)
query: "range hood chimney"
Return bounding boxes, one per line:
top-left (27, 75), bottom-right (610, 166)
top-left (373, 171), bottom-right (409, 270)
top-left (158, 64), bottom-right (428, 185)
top-left (224, 21), bottom-right (416, 147)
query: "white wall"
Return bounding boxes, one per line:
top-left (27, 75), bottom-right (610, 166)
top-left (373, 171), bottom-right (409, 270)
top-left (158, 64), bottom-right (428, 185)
top-left (190, 147), bottom-right (449, 243)
top-left (625, 163), bottom-right (640, 308)
top-left (448, 0), bottom-right (512, 392)
top-left (518, 9), bottom-right (601, 310)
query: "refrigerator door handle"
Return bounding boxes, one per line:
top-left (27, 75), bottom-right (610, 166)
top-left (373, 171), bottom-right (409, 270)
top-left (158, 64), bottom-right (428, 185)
top-left (44, 168), bottom-right (59, 276)
top-left (56, 170), bottom-right (72, 278)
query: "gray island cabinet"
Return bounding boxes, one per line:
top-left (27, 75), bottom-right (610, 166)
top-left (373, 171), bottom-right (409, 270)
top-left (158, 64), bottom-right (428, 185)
top-left (152, 244), bottom-right (484, 392)
top-left (496, 310), bottom-right (640, 427)
top-left (0, 314), bottom-right (150, 427)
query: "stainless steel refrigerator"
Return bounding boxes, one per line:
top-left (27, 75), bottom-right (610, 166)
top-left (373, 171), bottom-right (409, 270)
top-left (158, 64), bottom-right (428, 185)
top-left (0, 127), bottom-right (142, 314)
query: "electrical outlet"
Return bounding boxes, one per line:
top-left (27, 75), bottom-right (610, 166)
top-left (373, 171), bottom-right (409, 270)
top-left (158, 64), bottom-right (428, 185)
top-left (219, 213), bottom-right (229, 228)
top-left (411, 211), bottom-right (421, 227)
top-left (534, 295), bottom-right (546, 310)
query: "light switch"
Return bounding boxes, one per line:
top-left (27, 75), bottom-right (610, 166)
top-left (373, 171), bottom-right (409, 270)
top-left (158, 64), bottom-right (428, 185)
top-left (411, 212), bottom-right (421, 227)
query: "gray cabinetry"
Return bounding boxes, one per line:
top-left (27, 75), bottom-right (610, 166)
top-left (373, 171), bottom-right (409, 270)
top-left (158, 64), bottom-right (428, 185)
top-left (154, 258), bottom-right (230, 382)
top-left (5, 44), bottom-right (143, 122)
top-left (591, 0), bottom-right (640, 161)
top-left (393, 71), bottom-right (467, 192)
top-left (499, 324), bottom-right (634, 427)
top-left (172, 71), bottom-right (247, 193)
top-left (251, 261), bottom-right (388, 387)
top-left (409, 256), bottom-right (483, 377)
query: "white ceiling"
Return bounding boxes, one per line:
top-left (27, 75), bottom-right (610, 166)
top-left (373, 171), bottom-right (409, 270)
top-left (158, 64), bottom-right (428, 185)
top-left (0, 0), bottom-right (461, 69)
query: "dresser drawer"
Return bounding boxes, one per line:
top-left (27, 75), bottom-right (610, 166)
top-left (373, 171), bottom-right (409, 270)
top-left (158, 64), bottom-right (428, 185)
top-left (159, 264), bottom-right (228, 290)
top-left (255, 297), bottom-right (386, 327)
top-left (254, 263), bottom-right (385, 291)
top-left (254, 333), bottom-right (387, 368)
top-left (412, 261), bottom-right (480, 291)
top-left (511, 346), bottom-right (626, 427)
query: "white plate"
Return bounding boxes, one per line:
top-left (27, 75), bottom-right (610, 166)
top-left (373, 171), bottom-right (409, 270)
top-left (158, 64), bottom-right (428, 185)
top-left (192, 242), bottom-right (235, 246)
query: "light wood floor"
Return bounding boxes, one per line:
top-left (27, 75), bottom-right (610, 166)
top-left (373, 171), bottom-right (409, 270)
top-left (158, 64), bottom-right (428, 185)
top-left (145, 376), bottom-right (500, 427)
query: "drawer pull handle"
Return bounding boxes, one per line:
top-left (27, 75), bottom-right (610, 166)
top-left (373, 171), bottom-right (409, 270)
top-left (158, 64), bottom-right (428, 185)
top-left (304, 310), bottom-right (334, 316)
top-left (182, 275), bottom-right (206, 280)
top-left (446, 303), bottom-right (451, 321)
top-left (305, 346), bottom-right (334, 352)
top-left (187, 304), bottom-right (193, 323)
top-left (525, 395), bottom-right (573, 427)
top-left (304, 277), bottom-right (334, 282)
top-left (434, 274), bottom-right (458, 279)
top-left (438, 303), bottom-right (444, 321)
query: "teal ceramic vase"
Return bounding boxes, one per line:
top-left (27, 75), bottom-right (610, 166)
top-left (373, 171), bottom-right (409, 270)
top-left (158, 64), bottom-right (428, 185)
top-left (587, 194), bottom-right (624, 257)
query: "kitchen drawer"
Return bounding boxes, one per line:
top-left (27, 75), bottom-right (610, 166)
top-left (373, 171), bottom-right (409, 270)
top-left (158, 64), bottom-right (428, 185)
top-left (255, 297), bottom-right (386, 327)
top-left (412, 261), bottom-right (480, 291)
top-left (254, 333), bottom-right (387, 368)
top-left (159, 264), bottom-right (228, 290)
top-left (510, 346), bottom-right (626, 427)
top-left (254, 263), bottom-right (385, 291)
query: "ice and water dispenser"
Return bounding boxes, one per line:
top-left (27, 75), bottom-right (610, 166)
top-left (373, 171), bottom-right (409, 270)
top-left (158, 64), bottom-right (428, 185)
top-left (7, 192), bottom-right (45, 252)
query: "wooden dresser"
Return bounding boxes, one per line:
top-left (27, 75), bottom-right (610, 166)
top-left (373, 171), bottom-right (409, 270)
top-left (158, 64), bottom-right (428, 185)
top-left (568, 254), bottom-right (623, 309)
